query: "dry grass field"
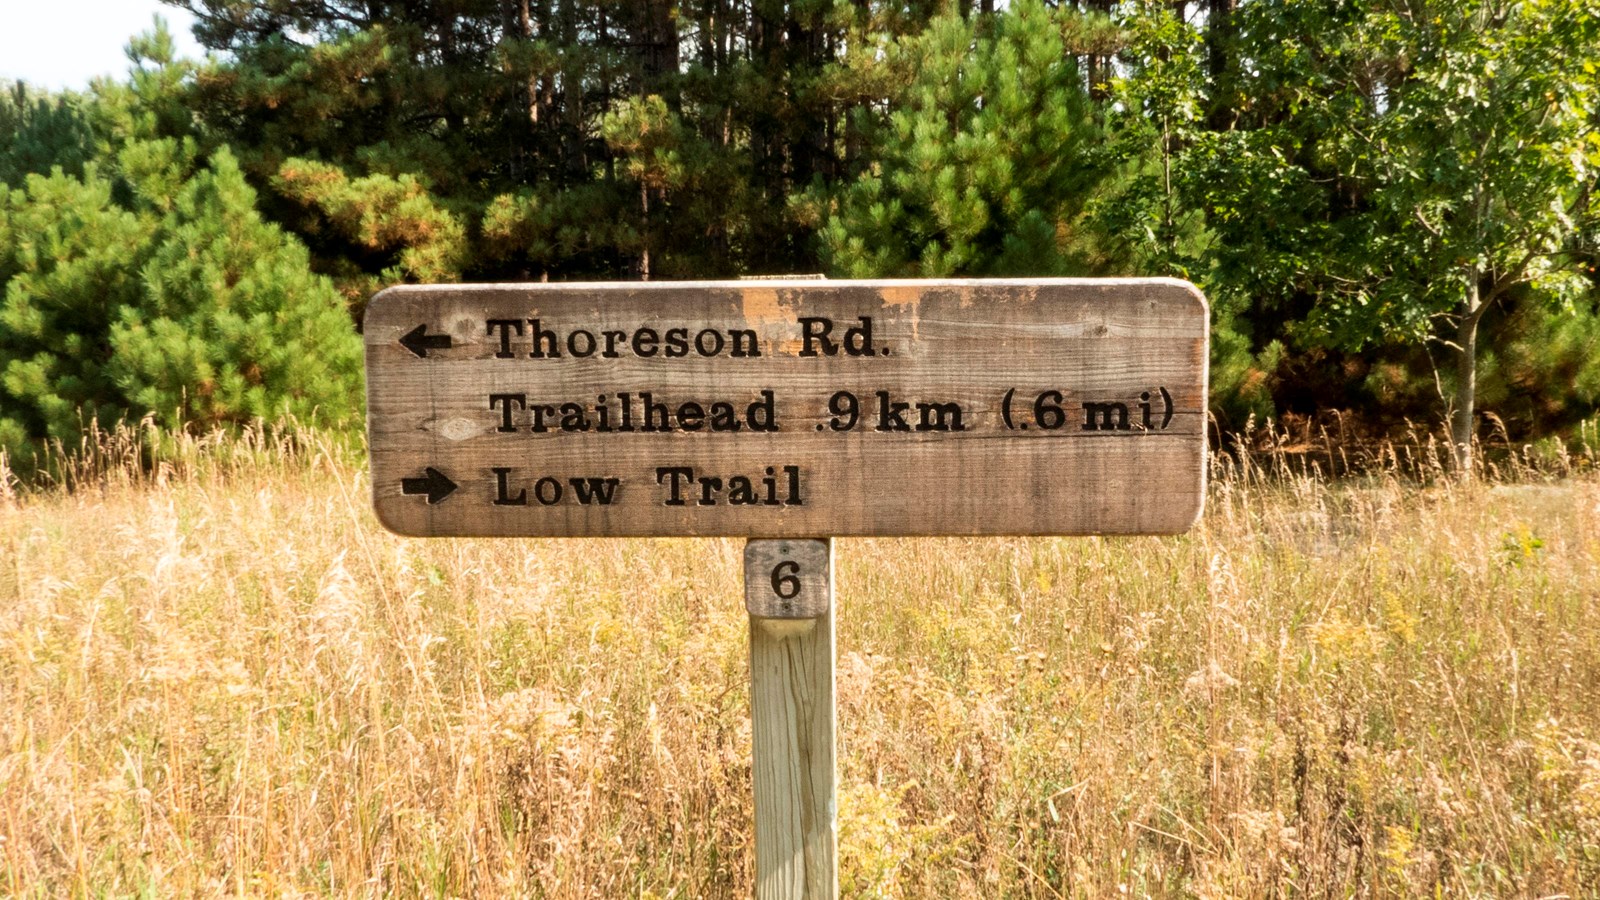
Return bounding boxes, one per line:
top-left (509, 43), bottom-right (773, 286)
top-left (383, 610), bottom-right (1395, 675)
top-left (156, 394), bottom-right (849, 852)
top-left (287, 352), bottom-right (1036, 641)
top-left (2, 429), bottom-right (1599, 897)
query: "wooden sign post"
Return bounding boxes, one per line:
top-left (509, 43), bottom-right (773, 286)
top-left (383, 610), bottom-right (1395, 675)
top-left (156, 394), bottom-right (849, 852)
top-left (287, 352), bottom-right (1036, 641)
top-left (364, 279), bottom-right (1209, 897)
top-left (745, 539), bottom-right (835, 898)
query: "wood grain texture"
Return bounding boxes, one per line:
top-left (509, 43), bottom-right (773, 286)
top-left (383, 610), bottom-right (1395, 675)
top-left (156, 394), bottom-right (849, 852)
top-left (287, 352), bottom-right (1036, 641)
top-left (364, 279), bottom-right (1208, 537)
top-left (746, 540), bottom-right (831, 619)
top-left (749, 539), bottom-right (836, 899)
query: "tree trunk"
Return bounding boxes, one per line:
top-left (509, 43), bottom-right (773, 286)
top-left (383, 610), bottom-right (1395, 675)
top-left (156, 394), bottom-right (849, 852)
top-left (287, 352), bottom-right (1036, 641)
top-left (520, 0), bottom-right (538, 124)
top-left (640, 0), bottom-right (679, 96)
top-left (1451, 272), bottom-right (1480, 477)
top-left (786, 5), bottom-right (829, 189)
top-left (1204, 0), bottom-right (1238, 130)
top-left (640, 183), bottom-right (651, 281)
top-left (1086, 0), bottom-right (1114, 102)
top-left (560, 0), bottom-right (586, 181)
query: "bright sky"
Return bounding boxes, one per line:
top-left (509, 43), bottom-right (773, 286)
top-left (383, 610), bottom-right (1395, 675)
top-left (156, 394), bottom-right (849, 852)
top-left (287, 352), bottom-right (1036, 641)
top-left (0, 0), bottom-right (207, 91)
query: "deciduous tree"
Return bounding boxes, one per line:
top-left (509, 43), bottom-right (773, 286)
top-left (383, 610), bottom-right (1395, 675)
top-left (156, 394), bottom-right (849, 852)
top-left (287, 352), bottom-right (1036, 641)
top-left (1184, 0), bottom-right (1599, 471)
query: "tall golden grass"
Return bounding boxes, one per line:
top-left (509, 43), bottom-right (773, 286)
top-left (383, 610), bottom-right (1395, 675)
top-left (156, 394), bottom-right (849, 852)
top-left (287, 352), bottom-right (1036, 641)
top-left (1, 424), bottom-right (1598, 897)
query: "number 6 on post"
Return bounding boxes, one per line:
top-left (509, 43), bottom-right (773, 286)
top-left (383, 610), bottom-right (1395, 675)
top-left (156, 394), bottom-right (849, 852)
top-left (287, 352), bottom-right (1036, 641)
top-left (744, 540), bottom-right (831, 619)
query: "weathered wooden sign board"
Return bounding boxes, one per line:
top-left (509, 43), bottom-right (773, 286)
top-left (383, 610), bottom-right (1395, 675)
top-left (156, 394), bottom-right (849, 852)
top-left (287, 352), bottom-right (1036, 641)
top-left (364, 279), bottom-right (1208, 537)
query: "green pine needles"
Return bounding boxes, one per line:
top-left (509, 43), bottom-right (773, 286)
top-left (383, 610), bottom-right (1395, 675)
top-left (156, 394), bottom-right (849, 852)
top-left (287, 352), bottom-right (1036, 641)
top-left (814, 1), bottom-right (1113, 278)
top-left (0, 140), bottom-right (360, 471)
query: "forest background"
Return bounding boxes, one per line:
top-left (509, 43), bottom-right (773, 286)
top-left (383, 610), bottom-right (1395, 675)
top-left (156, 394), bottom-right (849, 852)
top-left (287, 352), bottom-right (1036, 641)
top-left (2, 0), bottom-right (1598, 474)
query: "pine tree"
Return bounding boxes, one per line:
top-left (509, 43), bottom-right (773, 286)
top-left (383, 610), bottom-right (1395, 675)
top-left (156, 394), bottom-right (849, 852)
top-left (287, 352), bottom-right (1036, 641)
top-left (0, 82), bottom-right (98, 186)
top-left (0, 26), bottom-right (364, 467)
top-left (0, 165), bottom-right (159, 462)
top-left (813, 1), bottom-right (1114, 277)
top-left (163, 0), bottom-right (949, 281)
top-left (271, 157), bottom-right (469, 305)
top-left (111, 147), bottom-right (362, 431)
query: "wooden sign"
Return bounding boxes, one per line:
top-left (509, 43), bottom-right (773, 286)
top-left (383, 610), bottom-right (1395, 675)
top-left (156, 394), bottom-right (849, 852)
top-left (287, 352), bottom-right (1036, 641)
top-left (364, 279), bottom-right (1208, 537)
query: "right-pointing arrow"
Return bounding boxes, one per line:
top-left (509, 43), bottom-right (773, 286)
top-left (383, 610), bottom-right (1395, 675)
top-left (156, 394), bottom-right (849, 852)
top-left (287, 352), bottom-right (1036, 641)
top-left (401, 467), bottom-right (458, 504)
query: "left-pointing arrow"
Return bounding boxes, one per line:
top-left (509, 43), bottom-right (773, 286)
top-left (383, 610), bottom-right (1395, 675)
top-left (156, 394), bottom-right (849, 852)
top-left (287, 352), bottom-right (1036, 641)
top-left (400, 324), bottom-right (452, 358)
top-left (401, 467), bottom-right (458, 504)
